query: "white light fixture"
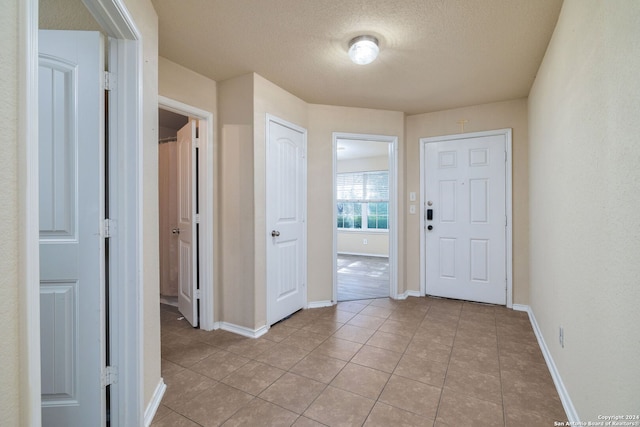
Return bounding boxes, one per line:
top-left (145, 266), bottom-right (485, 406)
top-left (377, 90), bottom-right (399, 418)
top-left (348, 35), bottom-right (379, 65)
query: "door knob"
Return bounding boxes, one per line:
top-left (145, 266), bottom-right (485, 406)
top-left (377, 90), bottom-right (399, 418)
top-left (427, 225), bottom-right (433, 231)
top-left (271, 230), bottom-right (280, 237)
top-left (172, 228), bottom-right (180, 234)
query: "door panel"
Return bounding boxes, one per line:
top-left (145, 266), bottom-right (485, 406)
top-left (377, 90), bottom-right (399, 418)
top-left (177, 121), bottom-right (198, 327)
top-left (267, 117), bottom-right (306, 325)
top-left (39, 30), bottom-right (105, 426)
top-left (425, 135), bottom-right (506, 305)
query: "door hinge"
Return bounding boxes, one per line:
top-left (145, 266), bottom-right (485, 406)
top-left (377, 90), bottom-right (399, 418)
top-left (195, 214), bottom-right (200, 224)
top-left (101, 366), bottom-right (118, 387)
top-left (103, 218), bottom-right (115, 238)
top-left (505, 216), bottom-right (508, 227)
top-left (194, 138), bottom-right (200, 148)
top-left (195, 289), bottom-right (201, 300)
top-left (103, 71), bottom-right (116, 91)
top-left (505, 151), bottom-right (507, 162)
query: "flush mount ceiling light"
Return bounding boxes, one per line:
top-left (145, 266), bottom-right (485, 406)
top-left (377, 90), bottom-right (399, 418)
top-left (348, 35), bottom-right (379, 65)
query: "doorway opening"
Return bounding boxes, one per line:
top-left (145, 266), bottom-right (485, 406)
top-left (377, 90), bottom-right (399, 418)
top-left (158, 96), bottom-right (215, 331)
top-left (332, 133), bottom-right (398, 302)
top-left (158, 109), bottom-right (189, 309)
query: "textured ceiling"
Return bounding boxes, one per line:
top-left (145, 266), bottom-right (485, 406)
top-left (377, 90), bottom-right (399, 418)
top-left (152, 0), bottom-right (563, 115)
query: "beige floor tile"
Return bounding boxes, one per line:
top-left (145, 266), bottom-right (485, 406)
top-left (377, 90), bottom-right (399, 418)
top-left (280, 329), bottom-right (328, 351)
top-left (223, 337), bottom-right (277, 359)
top-left (292, 416), bottom-right (326, 426)
top-left (220, 360), bottom-right (285, 395)
top-left (255, 343), bottom-right (311, 370)
top-left (336, 301), bottom-right (369, 313)
top-left (378, 318), bottom-right (418, 338)
top-left (444, 363), bottom-right (502, 404)
top-left (332, 324), bottom-right (376, 344)
top-left (263, 323), bottom-right (298, 343)
top-left (366, 330), bottom-right (411, 353)
top-left (163, 339), bottom-right (220, 368)
top-left (290, 353), bottom-right (347, 383)
top-left (259, 372), bottom-right (326, 414)
top-left (190, 350), bottom-right (250, 380)
top-left (364, 402), bottom-right (434, 427)
top-left (351, 345), bottom-right (403, 373)
top-left (150, 404), bottom-right (173, 424)
top-left (159, 297), bottom-right (565, 426)
top-left (151, 410), bottom-right (202, 427)
top-left (450, 347), bottom-right (500, 376)
top-left (347, 313), bottom-right (386, 330)
top-left (436, 388), bottom-right (504, 427)
top-left (330, 363), bottom-right (390, 400)
top-left (178, 383), bottom-right (254, 427)
top-left (161, 358), bottom-right (185, 377)
top-left (394, 352), bottom-right (448, 387)
top-left (378, 375), bottom-right (441, 419)
top-left (301, 319), bottom-right (345, 336)
top-left (303, 386), bottom-right (375, 426)
top-left (221, 398), bottom-right (298, 427)
top-left (505, 407), bottom-right (566, 426)
top-left (162, 369), bottom-right (217, 412)
top-left (359, 305), bottom-right (394, 319)
top-left (312, 337), bottom-right (363, 361)
top-left (404, 340), bottom-right (452, 364)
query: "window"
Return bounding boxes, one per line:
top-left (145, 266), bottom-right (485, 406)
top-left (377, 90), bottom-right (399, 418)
top-left (337, 171), bottom-right (388, 230)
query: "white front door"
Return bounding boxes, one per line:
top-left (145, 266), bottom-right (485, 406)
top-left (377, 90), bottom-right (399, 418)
top-left (266, 116), bottom-right (307, 325)
top-left (424, 133), bottom-right (507, 305)
top-left (177, 120), bottom-right (198, 327)
top-left (39, 30), bottom-right (106, 426)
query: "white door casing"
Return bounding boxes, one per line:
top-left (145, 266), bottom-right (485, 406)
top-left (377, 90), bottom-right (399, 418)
top-left (177, 121), bottom-right (198, 327)
top-left (266, 115), bottom-right (307, 325)
top-left (39, 30), bottom-right (105, 426)
top-left (158, 95), bottom-right (216, 332)
top-left (331, 132), bottom-right (399, 303)
top-left (422, 130), bottom-right (512, 305)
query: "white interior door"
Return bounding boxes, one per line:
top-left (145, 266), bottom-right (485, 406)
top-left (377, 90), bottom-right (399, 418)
top-left (39, 30), bottom-right (105, 426)
top-left (266, 116), bottom-right (307, 325)
top-left (425, 134), bottom-right (507, 305)
top-left (177, 120), bottom-right (198, 326)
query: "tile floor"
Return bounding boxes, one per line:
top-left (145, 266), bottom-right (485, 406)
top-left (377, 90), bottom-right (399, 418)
top-left (153, 297), bottom-right (566, 426)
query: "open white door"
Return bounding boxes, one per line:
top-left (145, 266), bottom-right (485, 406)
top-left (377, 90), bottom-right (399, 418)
top-left (39, 30), bottom-right (106, 426)
top-left (177, 120), bottom-right (198, 327)
top-left (266, 116), bottom-right (307, 325)
top-left (424, 133), bottom-right (508, 305)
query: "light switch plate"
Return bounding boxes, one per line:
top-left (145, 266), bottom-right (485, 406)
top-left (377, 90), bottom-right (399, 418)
top-left (409, 192), bottom-right (416, 202)
top-left (409, 205), bottom-right (416, 214)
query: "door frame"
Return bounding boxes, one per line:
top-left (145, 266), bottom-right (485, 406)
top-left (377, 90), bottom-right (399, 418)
top-left (22, 0), bottom-right (143, 425)
top-left (158, 96), bottom-right (216, 330)
top-left (265, 114), bottom-right (308, 326)
top-left (332, 132), bottom-right (399, 302)
top-left (419, 129), bottom-right (513, 307)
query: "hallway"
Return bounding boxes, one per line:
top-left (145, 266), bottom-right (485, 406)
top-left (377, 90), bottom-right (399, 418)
top-left (153, 297), bottom-right (565, 426)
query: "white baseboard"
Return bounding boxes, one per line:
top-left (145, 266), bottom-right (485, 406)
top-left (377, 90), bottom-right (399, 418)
top-left (307, 300), bottom-right (334, 308)
top-left (517, 304), bottom-right (579, 423)
top-left (219, 322), bottom-right (268, 338)
top-left (144, 378), bottom-right (166, 427)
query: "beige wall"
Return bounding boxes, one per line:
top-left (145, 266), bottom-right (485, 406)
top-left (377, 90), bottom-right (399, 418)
top-left (528, 0), bottom-right (640, 420)
top-left (405, 99), bottom-right (529, 303)
top-left (307, 105), bottom-right (405, 302)
top-left (217, 73), bottom-right (255, 328)
top-left (1, 0), bottom-right (20, 424)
